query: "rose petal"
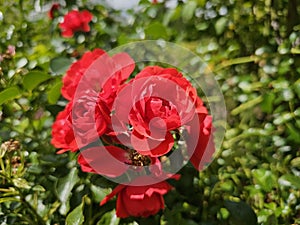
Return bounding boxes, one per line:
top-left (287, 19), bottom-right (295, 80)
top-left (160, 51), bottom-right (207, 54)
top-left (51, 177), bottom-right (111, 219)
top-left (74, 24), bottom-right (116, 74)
top-left (78, 146), bottom-right (129, 177)
top-left (111, 53), bottom-right (135, 81)
top-left (131, 131), bottom-right (174, 157)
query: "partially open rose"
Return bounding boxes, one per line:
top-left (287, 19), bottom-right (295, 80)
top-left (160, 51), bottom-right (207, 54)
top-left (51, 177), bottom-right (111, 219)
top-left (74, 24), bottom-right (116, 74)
top-left (59, 10), bottom-right (93, 38)
top-left (52, 49), bottom-right (135, 153)
top-left (186, 114), bottom-right (215, 171)
top-left (77, 146), bottom-right (161, 178)
top-left (62, 49), bottom-right (105, 101)
top-left (112, 66), bottom-right (209, 157)
top-left (100, 175), bottom-right (180, 218)
top-left (51, 102), bottom-right (77, 153)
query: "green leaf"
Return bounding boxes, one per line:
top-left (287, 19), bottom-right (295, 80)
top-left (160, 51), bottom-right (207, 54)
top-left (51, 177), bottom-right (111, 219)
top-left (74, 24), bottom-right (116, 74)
top-left (90, 185), bottom-right (111, 203)
top-left (32, 185), bottom-right (46, 192)
top-left (252, 169), bottom-right (277, 192)
top-left (278, 174), bottom-right (300, 189)
top-left (225, 200), bottom-right (257, 225)
top-left (50, 57), bottom-right (73, 75)
top-left (23, 71), bottom-right (51, 91)
top-left (215, 17), bottom-right (228, 35)
top-left (145, 22), bottom-right (169, 39)
top-left (96, 210), bottom-right (120, 225)
top-left (291, 48), bottom-right (300, 54)
top-left (291, 157), bottom-right (300, 168)
top-left (0, 197), bottom-right (21, 203)
top-left (12, 178), bottom-right (31, 189)
top-left (56, 167), bottom-right (79, 215)
top-left (0, 86), bottom-right (21, 105)
top-left (261, 93), bottom-right (275, 113)
top-left (47, 79), bottom-right (62, 104)
top-left (182, 1), bottom-right (197, 23)
top-left (66, 196), bottom-right (86, 225)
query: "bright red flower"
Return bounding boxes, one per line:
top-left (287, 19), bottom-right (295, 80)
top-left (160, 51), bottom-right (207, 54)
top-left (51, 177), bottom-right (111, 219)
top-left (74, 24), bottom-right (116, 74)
top-left (78, 146), bottom-right (162, 178)
top-left (48, 3), bottom-right (60, 19)
top-left (186, 114), bottom-right (215, 171)
top-left (100, 176), bottom-right (179, 218)
top-left (112, 66), bottom-right (208, 157)
top-left (51, 102), bottom-right (77, 153)
top-left (52, 49), bottom-right (135, 153)
top-left (51, 90), bottom-right (111, 153)
top-left (59, 10), bottom-right (93, 38)
top-left (71, 90), bottom-right (110, 149)
top-left (62, 49), bottom-right (105, 101)
top-left (61, 49), bottom-right (135, 104)
top-left (78, 146), bottom-right (130, 178)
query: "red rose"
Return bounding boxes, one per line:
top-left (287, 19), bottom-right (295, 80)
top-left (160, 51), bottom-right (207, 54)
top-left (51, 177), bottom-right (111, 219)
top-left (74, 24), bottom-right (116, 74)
top-left (100, 176), bottom-right (179, 218)
top-left (51, 90), bottom-right (111, 153)
top-left (62, 49), bottom-right (105, 101)
top-left (62, 49), bottom-right (135, 104)
top-left (52, 49), bottom-right (135, 153)
top-left (78, 145), bottom-right (162, 178)
top-left (78, 146), bottom-right (130, 178)
top-left (48, 3), bottom-right (60, 19)
top-left (51, 102), bottom-right (77, 153)
top-left (59, 10), bottom-right (93, 38)
top-left (112, 66), bottom-right (208, 157)
top-left (71, 90), bottom-right (109, 149)
top-left (186, 114), bottom-right (215, 171)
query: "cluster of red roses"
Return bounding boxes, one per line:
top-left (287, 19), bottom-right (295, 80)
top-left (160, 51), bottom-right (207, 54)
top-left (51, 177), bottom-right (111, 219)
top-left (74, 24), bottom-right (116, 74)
top-left (48, 3), bottom-right (93, 38)
top-left (51, 48), bottom-right (214, 218)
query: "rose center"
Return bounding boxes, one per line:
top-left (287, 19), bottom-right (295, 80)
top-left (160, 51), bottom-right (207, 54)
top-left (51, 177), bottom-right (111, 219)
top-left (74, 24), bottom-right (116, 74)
top-left (128, 150), bottom-right (151, 166)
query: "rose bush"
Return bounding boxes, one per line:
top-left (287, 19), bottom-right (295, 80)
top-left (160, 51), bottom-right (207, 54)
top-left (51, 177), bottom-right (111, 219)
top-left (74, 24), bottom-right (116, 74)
top-left (51, 47), bottom-right (214, 218)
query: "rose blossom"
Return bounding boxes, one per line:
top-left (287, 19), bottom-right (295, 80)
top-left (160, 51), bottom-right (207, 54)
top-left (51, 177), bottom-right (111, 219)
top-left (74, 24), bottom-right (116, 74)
top-left (61, 49), bottom-right (135, 103)
top-left (100, 175), bottom-right (180, 218)
top-left (48, 3), bottom-right (60, 19)
top-left (51, 92), bottom-right (110, 153)
top-left (112, 66), bottom-right (209, 157)
top-left (61, 49), bottom-right (105, 101)
top-left (186, 114), bottom-right (215, 171)
top-left (59, 10), bottom-right (93, 38)
top-left (52, 49), bottom-right (135, 153)
top-left (77, 146), bottom-right (161, 178)
top-left (51, 102), bottom-right (77, 153)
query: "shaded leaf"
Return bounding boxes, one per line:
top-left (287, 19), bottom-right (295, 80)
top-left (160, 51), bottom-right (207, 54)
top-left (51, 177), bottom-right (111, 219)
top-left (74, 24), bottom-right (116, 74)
top-left (182, 1), bottom-right (197, 23)
top-left (225, 200), bottom-right (257, 225)
top-left (12, 178), bottom-right (31, 189)
top-left (145, 22), bottom-right (169, 39)
top-left (215, 17), bottom-right (228, 35)
top-left (0, 86), bottom-right (21, 105)
top-left (56, 167), bottom-right (79, 215)
top-left (278, 174), bottom-right (300, 189)
top-left (47, 79), bottom-right (62, 104)
top-left (50, 57), bottom-right (73, 75)
top-left (261, 93), bottom-right (275, 113)
top-left (0, 197), bottom-right (21, 203)
top-left (23, 71), bottom-right (51, 91)
top-left (252, 169), bottom-right (277, 192)
top-left (66, 196), bottom-right (85, 225)
top-left (96, 210), bottom-right (120, 225)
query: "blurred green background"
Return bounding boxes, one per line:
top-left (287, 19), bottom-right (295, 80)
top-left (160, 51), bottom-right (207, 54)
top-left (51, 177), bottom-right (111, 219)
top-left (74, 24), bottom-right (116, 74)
top-left (0, 0), bottom-right (300, 224)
